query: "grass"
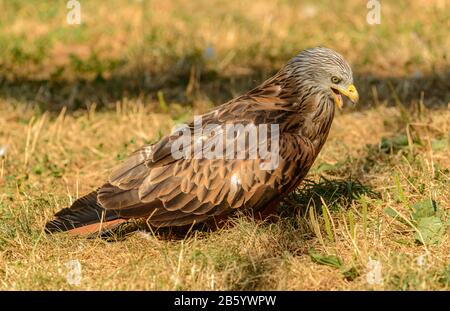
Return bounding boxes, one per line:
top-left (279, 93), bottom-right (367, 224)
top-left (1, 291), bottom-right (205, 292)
top-left (0, 0), bottom-right (449, 290)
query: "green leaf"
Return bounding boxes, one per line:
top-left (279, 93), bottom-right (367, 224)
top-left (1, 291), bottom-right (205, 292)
top-left (157, 90), bottom-right (169, 113)
top-left (384, 207), bottom-right (399, 218)
top-left (380, 134), bottom-right (409, 152)
top-left (116, 152), bottom-right (126, 161)
top-left (340, 265), bottom-right (360, 281)
top-left (384, 207), bottom-right (411, 226)
top-left (32, 165), bottom-right (43, 175)
top-left (315, 161), bottom-right (343, 174)
top-left (412, 199), bottom-right (437, 220)
top-left (431, 138), bottom-right (448, 151)
top-left (321, 203), bottom-right (334, 243)
top-left (394, 238), bottom-right (413, 245)
top-left (309, 250), bottom-right (343, 268)
top-left (394, 174), bottom-right (407, 205)
top-left (415, 216), bottom-right (444, 245)
top-left (438, 265), bottom-right (450, 286)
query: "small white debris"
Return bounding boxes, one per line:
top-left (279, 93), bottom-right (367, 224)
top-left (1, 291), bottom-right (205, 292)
top-left (413, 69), bottom-right (423, 80)
top-left (302, 5), bottom-right (318, 18)
top-left (230, 173), bottom-right (241, 186)
top-left (203, 45), bottom-right (215, 60)
top-left (0, 145), bottom-right (7, 157)
top-left (228, 173), bottom-right (241, 198)
top-left (416, 255), bottom-right (426, 267)
top-left (137, 230), bottom-right (153, 241)
top-left (366, 257), bottom-right (383, 285)
top-left (65, 259), bottom-right (82, 286)
top-left (210, 273), bottom-right (216, 290)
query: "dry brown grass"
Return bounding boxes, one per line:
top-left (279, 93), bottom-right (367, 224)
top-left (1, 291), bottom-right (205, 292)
top-left (0, 0), bottom-right (449, 290)
top-left (1, 100), bottom-right (449, 290)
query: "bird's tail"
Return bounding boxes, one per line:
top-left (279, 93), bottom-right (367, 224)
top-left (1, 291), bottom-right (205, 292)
top-left (45, 191), bottom-right (126, 235)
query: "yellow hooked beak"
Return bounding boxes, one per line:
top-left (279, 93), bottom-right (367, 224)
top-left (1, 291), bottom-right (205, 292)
top-left (331, 84), bottom-right (359, 109)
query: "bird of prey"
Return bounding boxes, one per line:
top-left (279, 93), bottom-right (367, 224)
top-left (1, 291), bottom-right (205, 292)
top-left (45, 47), bottom-right (359, 235)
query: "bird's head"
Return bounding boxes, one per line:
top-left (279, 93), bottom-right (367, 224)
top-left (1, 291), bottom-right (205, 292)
top-left (288, 47), bottom-right (359, 109)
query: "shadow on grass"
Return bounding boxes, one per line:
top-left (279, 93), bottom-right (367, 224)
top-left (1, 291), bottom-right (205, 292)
top-left (282, 176), bottom-right (378, 218)
top-left (0, 59), bottom-right (273, 112)
top-left (1, 60), bottom-right (448, 112)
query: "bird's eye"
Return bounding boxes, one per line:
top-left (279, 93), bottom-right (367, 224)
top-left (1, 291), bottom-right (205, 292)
top-left (331, 76), bottom-right (341, 84)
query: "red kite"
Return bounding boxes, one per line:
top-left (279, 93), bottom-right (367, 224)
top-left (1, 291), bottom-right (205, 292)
top-left (46, 47), bottom-right (359, 235)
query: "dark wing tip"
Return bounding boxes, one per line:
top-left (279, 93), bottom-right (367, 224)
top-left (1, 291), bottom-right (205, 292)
top-left (45, 191), bottom-right (120, 234)
top-left (45, 217), bottom-right (77, 233)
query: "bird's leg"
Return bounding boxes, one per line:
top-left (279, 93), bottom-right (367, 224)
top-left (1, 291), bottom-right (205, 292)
top-left (208, 213), bottom-right (233, 231)
top-left (255, 199), bottom-right (280, 222)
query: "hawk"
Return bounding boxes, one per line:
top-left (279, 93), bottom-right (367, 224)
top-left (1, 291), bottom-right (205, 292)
top-left (46, 47), bottom-right (359, 235)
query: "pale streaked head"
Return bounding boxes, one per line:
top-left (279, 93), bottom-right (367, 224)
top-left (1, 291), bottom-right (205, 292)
top-left (287, 47), bottom-right (359, 109)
